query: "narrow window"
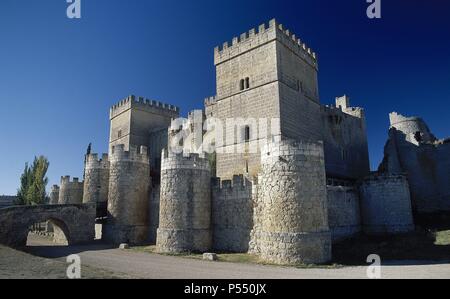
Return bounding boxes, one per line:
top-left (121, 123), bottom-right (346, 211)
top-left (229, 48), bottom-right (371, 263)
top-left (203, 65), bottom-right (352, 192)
top-left (245, 77), bottom-right (250, 89)
top-left (118, 130), bottom-right (122, 138)
top-left (240, 79), bottom-right (245, 91)
top-left (244, 126), bottom-right (251, 142)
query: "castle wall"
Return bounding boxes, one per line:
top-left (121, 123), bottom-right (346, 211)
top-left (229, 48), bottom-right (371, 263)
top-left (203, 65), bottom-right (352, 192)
top-left (379, 112), bottom-right (450, 214)
top-left (398, 142), bottom-right (450, 213)
top-left (103, 145), bottom-right (151, 245)
top-left (321, 101), bottom-right (370, 179)
top-left (326, 185), bottom-right (361, 242)
top-left (148, 129), bottom-right (169, 176)
top-left (211, 175), bottom-right (253, 253)
top-left (279, 83), bottom-right (322, 142)
top-left (59, 176), bottom-right (83, 205)
top-left (157, 151), bottom-right (212, 253)
top-left (49, 185), bottom-right (60, 205)
top-left (254, 139), bottom-right (331, 265)
top-left (213, 83), bottom-right (281, 179)
top-left (83, 154), bottom-right (109, 204)
top-left (360, 174), bottom-right (414, 234)
top-left (148, 184), bottom-right (160, 244)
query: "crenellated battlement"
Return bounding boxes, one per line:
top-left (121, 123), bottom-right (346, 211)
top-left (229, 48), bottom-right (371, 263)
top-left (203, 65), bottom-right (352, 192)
top-left (214, 18), bottom-right (317, 68)
top-left (204, 96), bottom-right (217, 107)
top-left (161, 148), bottom-right (210, 171)
top-left (60, 176), bottom-right (83, 185)
top-left (110, 144), bottom-right (149, 163)
top-left (211, 175), bottom-right (253, 191)
top-left (51, 185), bottom-right (60, 191)
top-left (322, 95), bottom-right (365, 119)
top-left (110, 95), bottom-right (180, 119)
top-left (85, 153), bottom-right (109, 170)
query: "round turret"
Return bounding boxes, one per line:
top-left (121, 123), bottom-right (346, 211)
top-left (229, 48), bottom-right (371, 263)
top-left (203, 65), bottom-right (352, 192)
top-left (156, 150), bottom-right (212, 253)
top-left (59, 176), bottom-right (84, 204)
top-left (257, 139), bottom-right (331, 265)
top-left (103, 145), bottom-right (151, 245)
top-left (49, 185), bottom-right (60, 205)
top-left (83, 153), bottom-right (109, 204)
top-left (389, 112), bottom-right (435, 144)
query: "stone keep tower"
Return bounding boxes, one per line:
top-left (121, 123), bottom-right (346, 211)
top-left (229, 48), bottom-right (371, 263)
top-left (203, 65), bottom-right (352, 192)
top-left (109, 95), bottom-right (179, 172)
top-left (255, 139), bottom-right (331, 264)
top-left (59, 176), bottom-right (84, 204)
top-left (49, 185), bottom-right (60, 205)
top-left (157, 150), bottom-right (212, 253)
top-left (103, 145), bottom-right (151, 245)
top-left (208, 19), bottom-right (321, 179)
top-left (83, 153), bottom-right (109, 204)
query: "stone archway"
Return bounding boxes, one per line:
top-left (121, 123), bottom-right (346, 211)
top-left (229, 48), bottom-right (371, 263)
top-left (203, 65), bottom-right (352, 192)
top-left (0, 204), bottom-right (96, 248)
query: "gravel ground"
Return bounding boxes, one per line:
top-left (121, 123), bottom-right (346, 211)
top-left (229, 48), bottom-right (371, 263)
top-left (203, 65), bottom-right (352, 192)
top-left (12, 234), bottom-right (449, 279)
top-left (0, 244), bottom-right (133, 279)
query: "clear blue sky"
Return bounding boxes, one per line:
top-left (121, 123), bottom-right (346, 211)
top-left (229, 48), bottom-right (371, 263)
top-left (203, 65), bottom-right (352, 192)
top-left (0, 0), bottom-right (449, 195)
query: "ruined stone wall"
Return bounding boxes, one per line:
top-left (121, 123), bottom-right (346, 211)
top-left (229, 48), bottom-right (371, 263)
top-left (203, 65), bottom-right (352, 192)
top-left (253, 139), bottom-right (331, 265)
top-left (103, 145), bottom-right (151, 245)
top-left (49, 185), bottom-right (60, 205)
top-left (157, 151), bottom-right (211, 253)
top-left (360, 174), bottom-right (414, 234)
top-left (389, 112), bottom-right (436, 145)
top-left (326, 184), bottom-right (361, 242)
top-left (379, 112), bottom-right (450, 213)
top-left (211, 175), bottom-right (253, 253)
top-left (83, 153), bottom-right (109, 204)
top-left (59, 176), bottom-right (83, 205)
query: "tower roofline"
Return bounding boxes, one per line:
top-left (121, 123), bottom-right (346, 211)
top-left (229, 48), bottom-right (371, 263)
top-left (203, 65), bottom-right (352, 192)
top-left (214, 18), bottom-right (317, 68)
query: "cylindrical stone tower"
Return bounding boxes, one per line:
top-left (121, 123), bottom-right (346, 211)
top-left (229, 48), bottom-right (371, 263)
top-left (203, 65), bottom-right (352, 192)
top-left (103, 145), bottom-right (151, 245)
top-left (389, 112), bottom-right (436, 144)
top-left (49, 185), bottom-right (60, 205)
top-left (257, 139), bottom-right (331, 265)
top-left (83, 153), bottom-right (109, 204)
top-left (59, 176), bottom-right (84, 204)
top-left (360, 173), bottom-right (414, 234)
top-left (156, 150), bottom-right (212, 253)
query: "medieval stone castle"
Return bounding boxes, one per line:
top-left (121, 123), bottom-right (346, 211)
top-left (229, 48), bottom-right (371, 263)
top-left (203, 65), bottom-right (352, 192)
top-left (48, 19), bottom-right (450, 265)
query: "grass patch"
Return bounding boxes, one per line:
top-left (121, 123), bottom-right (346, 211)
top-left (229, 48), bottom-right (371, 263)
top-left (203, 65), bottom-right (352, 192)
top-left (434, 230), bottom-right (450, 246)
top-left (129, 246), bottom-right (342, 268)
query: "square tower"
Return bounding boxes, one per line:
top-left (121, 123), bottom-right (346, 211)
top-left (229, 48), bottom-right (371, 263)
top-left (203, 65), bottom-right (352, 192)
top-left (209, 19), bottom-right (322, 179)
top-left (109, 95), bottom-right (179, 171)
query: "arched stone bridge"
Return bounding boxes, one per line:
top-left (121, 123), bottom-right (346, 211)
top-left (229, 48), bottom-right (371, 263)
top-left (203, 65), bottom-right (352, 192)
top-left (0, 204), bottom-right (96, 248)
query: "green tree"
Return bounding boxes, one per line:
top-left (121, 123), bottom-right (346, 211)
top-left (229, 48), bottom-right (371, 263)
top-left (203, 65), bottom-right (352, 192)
top-left (16, 156), bottom-right (50, 205)
top-left (16, 163), bottom-right (32, 205)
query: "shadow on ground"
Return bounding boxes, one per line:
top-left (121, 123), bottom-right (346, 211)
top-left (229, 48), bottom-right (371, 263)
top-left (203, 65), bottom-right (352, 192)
top-left (24, 240), bottom-right (115, 259)
top-left (333, 223), bottom-right (450, 266)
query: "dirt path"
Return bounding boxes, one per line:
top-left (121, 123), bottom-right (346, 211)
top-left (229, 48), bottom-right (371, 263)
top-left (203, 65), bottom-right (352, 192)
top-left (21, 234), bottom-right (450, 279)
top-left (0, 244), bottom-right (132, 279)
